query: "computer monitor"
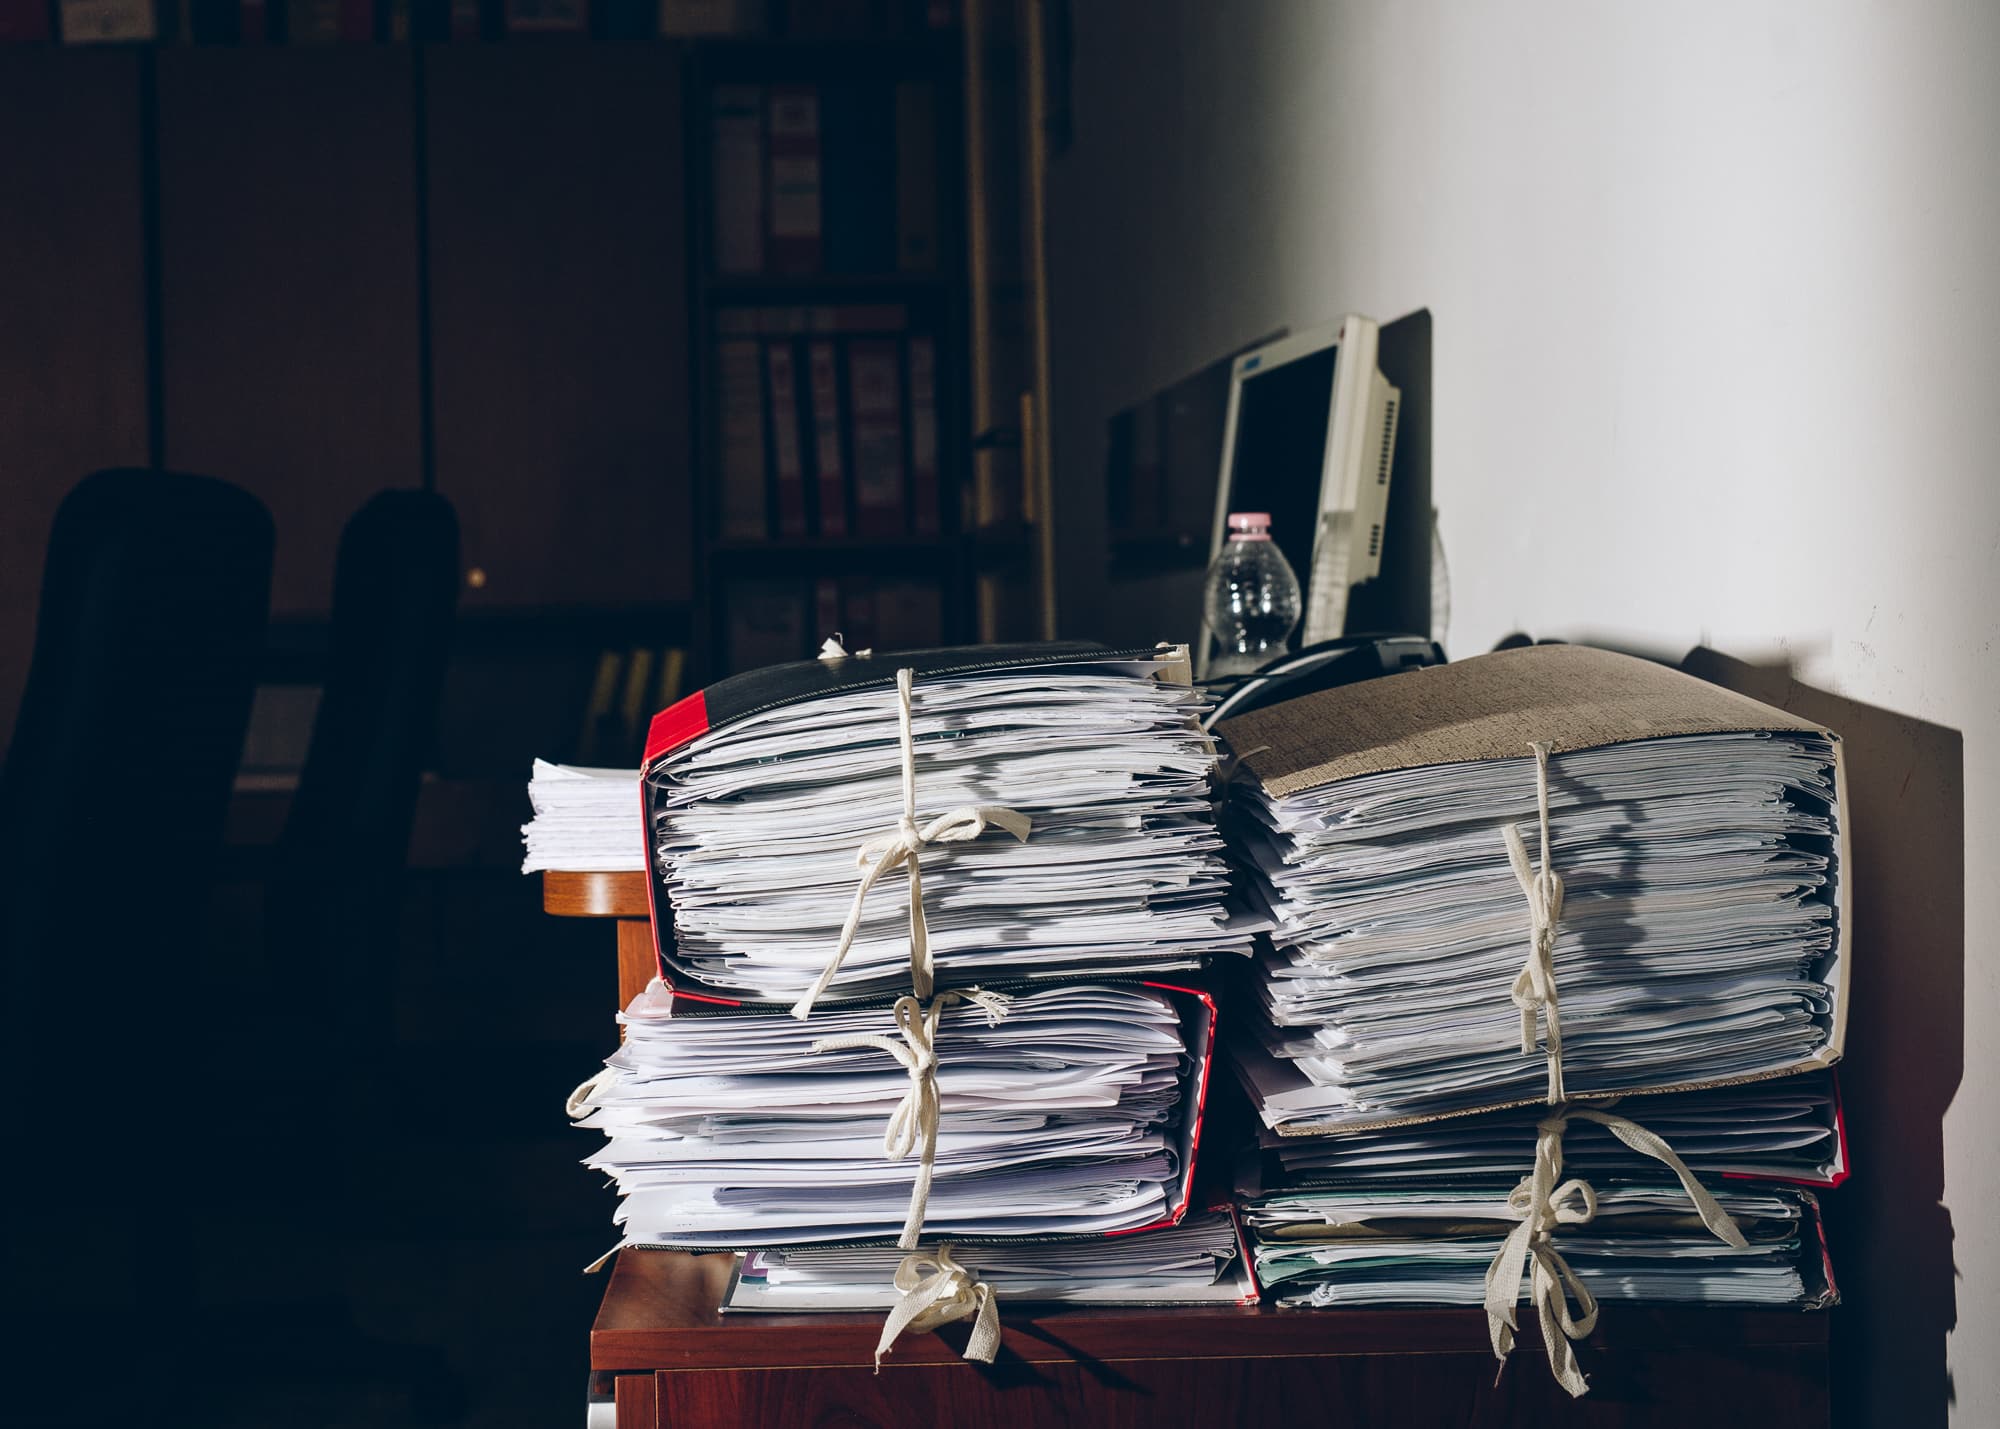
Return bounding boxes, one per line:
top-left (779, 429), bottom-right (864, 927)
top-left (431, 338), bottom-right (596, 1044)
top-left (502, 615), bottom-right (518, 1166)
top-left (1200, 314), bottom-right (1401, 676)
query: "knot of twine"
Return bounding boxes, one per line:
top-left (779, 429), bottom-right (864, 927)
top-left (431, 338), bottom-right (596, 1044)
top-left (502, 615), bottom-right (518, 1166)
top-left (565, 1068), bottom-right (612, 1121)
top-left (810, 988), bottom-right (1013, 1250)
top-left (872, 1245), bottom-right (1001, 1371)
top-left (1501, 740), bottom-right (1567, 1102)
top-left (1484, 1106), bottom-right (1750, 1398)
top-left (790, 666), bottom-right (1031, 1020)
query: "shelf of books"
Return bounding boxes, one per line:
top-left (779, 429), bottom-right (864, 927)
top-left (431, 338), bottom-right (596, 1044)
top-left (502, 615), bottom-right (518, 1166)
top-left (1, 0), bottom-right (957, 48)
top-left (687, 15), bottom-right (1016, 680)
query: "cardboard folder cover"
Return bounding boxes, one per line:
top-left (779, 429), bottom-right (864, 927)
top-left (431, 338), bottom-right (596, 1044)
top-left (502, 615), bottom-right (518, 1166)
top-left (1218, 644), bottom-right (1850, 1131)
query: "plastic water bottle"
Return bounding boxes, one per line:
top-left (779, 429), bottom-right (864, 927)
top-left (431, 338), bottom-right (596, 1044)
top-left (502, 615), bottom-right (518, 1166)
top-left (1203, 512), bottom-right (1302, 677)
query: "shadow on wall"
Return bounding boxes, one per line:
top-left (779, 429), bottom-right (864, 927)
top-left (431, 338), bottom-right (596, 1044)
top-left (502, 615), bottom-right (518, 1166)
top-left (1681, 647), bottom-right (1962, 1429)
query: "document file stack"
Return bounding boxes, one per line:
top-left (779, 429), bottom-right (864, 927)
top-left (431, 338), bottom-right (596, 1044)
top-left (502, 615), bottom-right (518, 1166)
top-left (574, 978), bottom-right (1212, 1251)
top-left (1238, 1075), bottom-right (1843, 1311)
top-left (521, 761), bottom-right (646, 872)
top-left (725, 1210), bottom-right (1254, 1311)
top-left (569, 643), bottom-right (1251, 1360)
top-left (1213, 645), bottom-right (1850, 1395)
top-left (647, 643), bottom-right (1252, 1006)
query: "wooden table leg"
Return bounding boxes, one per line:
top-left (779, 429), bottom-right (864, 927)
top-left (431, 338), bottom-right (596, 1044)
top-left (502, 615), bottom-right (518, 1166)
top-left (616, 918), bottom-right (656, 1013)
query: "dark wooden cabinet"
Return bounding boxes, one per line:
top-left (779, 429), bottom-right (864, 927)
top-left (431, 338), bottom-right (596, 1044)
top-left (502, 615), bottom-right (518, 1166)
top-left (591, 1248), bottom-right (1831, 1429)
top-left (427, 45), bottom-right (694, 613)
top-left (0, 51), bottom-right (152, 752)
top-left (157, 46), bottom-right (425, 617)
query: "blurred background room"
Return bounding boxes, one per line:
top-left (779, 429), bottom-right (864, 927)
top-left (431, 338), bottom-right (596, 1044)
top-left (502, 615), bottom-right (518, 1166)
top-left (1, 2), bottom-right (1995, 1426)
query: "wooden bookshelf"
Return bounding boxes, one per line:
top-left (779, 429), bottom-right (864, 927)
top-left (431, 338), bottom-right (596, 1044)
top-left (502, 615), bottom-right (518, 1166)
top-left (683, 27), bottom-right (977, 681)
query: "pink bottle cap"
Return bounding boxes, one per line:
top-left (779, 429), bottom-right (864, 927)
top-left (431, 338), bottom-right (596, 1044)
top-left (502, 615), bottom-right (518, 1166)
top-left (1227, 512), bottom-right (1272, 540)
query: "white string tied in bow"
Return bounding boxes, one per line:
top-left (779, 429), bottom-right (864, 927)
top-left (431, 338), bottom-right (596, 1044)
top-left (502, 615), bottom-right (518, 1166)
top-left (809, 988), bottom-right (1013, 1250)
top-left (872, 1244), bottom-right (1002, 1371)
top-left (1484, 1105), bottom-right (1750, 1398)
top-left (1501, 739), bottom-right (1567, 1102)
top-left (790, 666), bottom-right (1031, 1021)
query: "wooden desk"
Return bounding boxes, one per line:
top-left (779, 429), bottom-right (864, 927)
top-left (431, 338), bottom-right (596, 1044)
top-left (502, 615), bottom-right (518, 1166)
top-left (546, 871), bottom-right (1832, 1428)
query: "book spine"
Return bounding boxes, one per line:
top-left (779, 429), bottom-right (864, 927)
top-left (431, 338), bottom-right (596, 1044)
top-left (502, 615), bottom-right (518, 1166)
top-left (339, 0), bottom-right (372, 39)
top-left (711, 85), bottom-right (766, 275)
top-left (575, 649), bottom-right (624, 764)
top-left (59, 0), bottom-right (156, 39)
top-left (805, 338), bottom-right (849, 540)
top-left (906, 333), bottom-right (941, 538)
top-left (765, 85), bottom-right (823, 275)
top-left (765, 339), bottom-right (808, 539)
top-left (718, 338), bottom-right (771, 541)
top-left (654, 647), bottom-right (687, 712)
top-left (618, 648), bottom-right (656, 757)
top-left (894, 80), bottom-right (938, 273)
top-left (447, 0), bottom-right (477, 36)
top-left (846, 337), bottom-right (908, 538)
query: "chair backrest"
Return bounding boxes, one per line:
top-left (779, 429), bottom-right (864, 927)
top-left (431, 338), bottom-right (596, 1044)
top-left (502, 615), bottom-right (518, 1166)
top-left (0, 468), bottom-right (272, 1290)
top-left (279, 488), bottom-right (460, 873)
top-left (0, 467), bottom-right (274, 916)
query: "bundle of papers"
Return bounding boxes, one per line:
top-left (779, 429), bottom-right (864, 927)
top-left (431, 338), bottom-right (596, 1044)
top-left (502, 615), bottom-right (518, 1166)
top-left (1216, 647), bottom-right (1845, 1132)
top-left (1251, 1075), bottom-right (1844, 1191)
top-left (521, 760), bottom-right (646, 872)
top-left (723, 1210), bottom-right (1251, 1311)
top-left (572, 981), bottom-right (1203, 1250)
top-left (648, 651), bottom-right (1254, 1004)
top-left (1245, 1182), bottom-right (1830, 1309)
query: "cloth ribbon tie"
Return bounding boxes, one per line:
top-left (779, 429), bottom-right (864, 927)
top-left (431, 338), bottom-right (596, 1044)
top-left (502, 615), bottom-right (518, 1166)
top-left (564, 1068), bottom-right (612, 1121)
top-left (1502, 740), bottom-right (1567, 1102)
top-left (1484, 1105), bottom-right (1750, 1398)
top-left (810, 988), bottom-right (1013, 1250)
top-left (870, 1245), bottom-right (1002, 1371)
top-left (791, 666), bottom-right (1031, 1020)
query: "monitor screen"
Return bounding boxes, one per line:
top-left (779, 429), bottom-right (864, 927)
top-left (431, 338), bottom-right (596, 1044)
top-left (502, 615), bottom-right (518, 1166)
top-left (1224, 344), bottom-right (1337, 602)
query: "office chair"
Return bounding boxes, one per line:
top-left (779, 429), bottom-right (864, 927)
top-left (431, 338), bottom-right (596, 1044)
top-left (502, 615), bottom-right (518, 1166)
top-left (0, 467), bottom-right (273, 1406)
top-left (269, 489), bottom-right (460, 1121)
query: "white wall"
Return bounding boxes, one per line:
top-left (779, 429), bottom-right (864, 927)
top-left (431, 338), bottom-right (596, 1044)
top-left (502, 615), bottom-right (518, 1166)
top-left (1047, 3), bottom-right (2000, 1421)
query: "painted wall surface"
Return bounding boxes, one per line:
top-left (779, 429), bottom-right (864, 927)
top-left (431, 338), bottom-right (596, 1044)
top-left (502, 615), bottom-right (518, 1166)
top-left (1047, 4), bottom-right (2000, 1422)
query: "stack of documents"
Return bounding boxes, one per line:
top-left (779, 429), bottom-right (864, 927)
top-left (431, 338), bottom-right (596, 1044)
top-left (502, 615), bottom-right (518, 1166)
top-left (571, 645), bottom-right (1246, 1341)
top-left (573, 979), bottom-right (1209, 1251)
top-left (1216, 646), bottom-right (1847, 1133)
top-left (1236, 1072), bottom-right (1843, 1311)
top-left (1245, 1180), bottom-right (1832, 1309)
top-left (521, 760), bottom-right (646, 872)
top-left (646, 648), bottom-right (1253, 1004)
top-left (723, 1210), bottom-right (1252, 1311)
top-left (1247, 1075), bottom-right (1846, 1191)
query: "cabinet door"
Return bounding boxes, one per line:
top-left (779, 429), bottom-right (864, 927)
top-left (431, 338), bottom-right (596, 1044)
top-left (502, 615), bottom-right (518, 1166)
top-left (0, 51), bottom-right (150, 749)
top-left (427, 46), bottom-right (693, 611)
top-left (157, 47), bottom-right (424, 617)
